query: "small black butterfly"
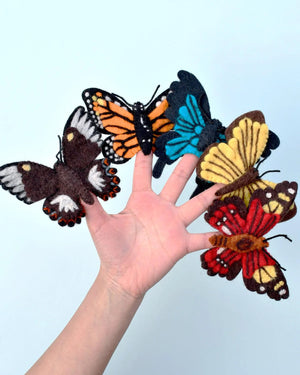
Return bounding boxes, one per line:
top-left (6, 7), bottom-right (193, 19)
top-left (0, 107), bottom-right (121, 227)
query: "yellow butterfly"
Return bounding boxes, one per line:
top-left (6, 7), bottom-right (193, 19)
top-left (196, 111), bottom-right (296, 220)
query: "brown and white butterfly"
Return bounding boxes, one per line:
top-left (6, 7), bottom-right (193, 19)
top-left (0, 106), bottom-right (120, 227)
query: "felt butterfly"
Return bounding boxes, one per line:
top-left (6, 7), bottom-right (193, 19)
top-left (195, 110), bottom-right (296, 220)
top-left (82, 86), bottom-right (174, 163)
top-left (153, 70), bottom-right (226, 178)
top-left (202, 182), bottom-right (298, 300)
top-left (0, 107), bottom-right (120, 227)
top-left (190, 113), bottom-right (280, 198)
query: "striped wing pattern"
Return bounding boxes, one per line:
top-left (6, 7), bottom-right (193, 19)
top-left (202, 195), bottom-right (289, 300)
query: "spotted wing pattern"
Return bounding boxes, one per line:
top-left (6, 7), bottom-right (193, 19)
top-left (82, 88), bottom-right (173, 162)
top-left (0, 107), bottom-right (120, 227)
top-left (201, 185), bottom-right (296, 300)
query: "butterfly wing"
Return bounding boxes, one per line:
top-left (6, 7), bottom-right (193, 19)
top-left (189, 177), bottom-right (214, 198)
top-left (201, 247), bottom-right (242, 280)
top-left (249, 181), bottom-right (298, 222)
top-left (204, 196), bottom-right (248, 234)
top-left (82, 88), bottom-right (133, 134)
top-left (101, 135), bottom-right (130, 164)
top-left (239, 195), bottom-right (288, 300)
top-left (62, 106), bottom-right (103, 169)
top-left (261, 130), bottom-right (280, 159)
top-left (146, 88), bottom-right (174, 142)
top-left (0, 162), bottom-right (57, 204)
top-left (242, 249), bottom-right (289, 300)
top-left (43, 191), bottom-right (86, 227)
top-left (202, 197), bottom-right (248, 280)
top-left (82, 88), bottom-right (138, 160)
top-left (80, 158), bottom-right (121, 201)
top-left (165, 70), bottom-right (212, 122)
top-left (152, 131), bottom-right (180, 178)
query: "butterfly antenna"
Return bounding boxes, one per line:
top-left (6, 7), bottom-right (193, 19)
top-left (256, 157), bottom-right (266, 169)
top-left (56, 135), bottom-right (63, 162)
top-left (144, 85), bottom-right (161, 107)
top-left (261, 248), bottom-right (287, 271)
top-left (262, 234), bottom-right (292, 271)
top-left (259, 169), bottom-right (281, 178)
top-left (111, 92), bottom-right (133, 107)
top-left (264, 234), bottom-right (292, 242)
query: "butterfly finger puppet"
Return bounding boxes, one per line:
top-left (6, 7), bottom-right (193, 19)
top-left (82, 86), bottom-right (174, 163)
top-left (201, 182), bottom-right (298, 300)
top-left (153, 70), bottom-right (226, 178)
top-left (195, 110), bottom-right (294, 219)
top-left (0, 107), bottom-right (121, 227)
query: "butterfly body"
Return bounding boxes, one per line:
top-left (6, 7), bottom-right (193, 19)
top-left (216, 166), bottom-right (259, 196)
top-left (209, 233), bottom-right (268, 254)
top-left (82, 88), bottom-right (173, 162)
top-left (0, 107), bottom-right (121, 226)
top-left (131, 101), bottom-right (153, 155)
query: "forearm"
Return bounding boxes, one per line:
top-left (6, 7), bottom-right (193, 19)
top-left (27, 269), bottom-right (143, 375)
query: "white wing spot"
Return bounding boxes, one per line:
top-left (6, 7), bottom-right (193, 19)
top-left (221, 226), bottom-right (232, 235)
top-left (288, 188), bottom-right (295, 195)
top-left (50, 195), bottom-right (78, 213)
top-left (88, 165), bottom-right (106, 191)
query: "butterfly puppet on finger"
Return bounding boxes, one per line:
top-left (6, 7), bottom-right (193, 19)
top-left (202, 182), bottom-right (298, 300)
top-left (152, 70), bottom-right (226, 179)
top-left (151, 70), bottom-right (280, 200)
top-left (0, 107), bottom-right (120, 227)
top-left (195, 110), bottom-right (296, 220)
top-left (82, 85), bottom-right (174, 163)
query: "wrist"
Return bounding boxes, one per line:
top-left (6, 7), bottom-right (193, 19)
top-left (96, 267), bottom-right (145, 307)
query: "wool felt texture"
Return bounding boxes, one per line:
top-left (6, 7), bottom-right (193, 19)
top-left (190, 113), bottom-right (281, 198)
top-left (81, 87), bottom-right (174, 163)
top-left (0, 107), bottom-right (121, 227)
top-left (202, 182), bottom-right (297, 300)
top-left (153, 70), bottom-right (225, 178)
top-left (196, 111), bottom-right (282, 207)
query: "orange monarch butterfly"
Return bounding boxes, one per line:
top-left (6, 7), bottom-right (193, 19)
top-left (82, 86), bottom-right (174, 163)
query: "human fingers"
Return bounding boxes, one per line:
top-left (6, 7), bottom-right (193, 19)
top-left (81, 195), bottom-right (109, 235)
top-left (177, 184), bottom-right (223, 226)
top-left (132, 152), bottom-right (153, 192)
top-left (186, 231), bottom-right (218, 253)
top-left (159, 153), bottom-right (199, 203)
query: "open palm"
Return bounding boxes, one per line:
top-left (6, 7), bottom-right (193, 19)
top-left (83, 152), bottom-right (221, 298)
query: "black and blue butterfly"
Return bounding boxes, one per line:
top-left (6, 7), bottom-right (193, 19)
top-left (153, 70), bottom-right (226, 178)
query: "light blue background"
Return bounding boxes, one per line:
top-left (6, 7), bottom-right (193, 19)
top-left (0, 1), bottom-right (299, 374)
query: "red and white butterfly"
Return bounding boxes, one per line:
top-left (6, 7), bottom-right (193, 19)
top-left (0, 107), bottom-right (120, 227)
top-left (202, 182), bottom-right (297, 300)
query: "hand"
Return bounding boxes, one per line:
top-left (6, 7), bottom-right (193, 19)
top-left (27, 152), bottom-right (222, 375)
top-left (83, 152), bottom-right (221, 299)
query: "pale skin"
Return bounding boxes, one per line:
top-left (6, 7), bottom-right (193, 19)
top-left (26, 152), bottom-right (221, 375)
